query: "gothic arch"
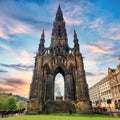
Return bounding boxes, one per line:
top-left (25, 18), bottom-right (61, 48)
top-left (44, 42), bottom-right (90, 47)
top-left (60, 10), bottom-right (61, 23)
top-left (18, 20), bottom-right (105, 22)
top-left (54, 66), bottom-right (65, 100)
top-left (54, 66), bottom-right (65, 77)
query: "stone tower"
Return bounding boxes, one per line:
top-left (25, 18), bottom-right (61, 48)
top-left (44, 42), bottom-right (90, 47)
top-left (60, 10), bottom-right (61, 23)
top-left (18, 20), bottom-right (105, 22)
top-left (27, 5), bottom-right (91, 114)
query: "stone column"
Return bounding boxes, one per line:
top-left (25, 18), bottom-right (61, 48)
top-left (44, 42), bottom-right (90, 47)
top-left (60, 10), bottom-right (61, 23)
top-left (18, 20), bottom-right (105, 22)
top-left (49, 74), bottom-right (54, 101)
top-left (65, 74), bottom-right (68, 100)
top-left (65, 74), bottom-right (73, 101)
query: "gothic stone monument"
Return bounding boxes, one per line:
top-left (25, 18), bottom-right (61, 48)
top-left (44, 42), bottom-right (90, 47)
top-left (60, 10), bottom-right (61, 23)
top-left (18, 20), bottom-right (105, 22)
top-left (27, 5), bottom-right (91, 114)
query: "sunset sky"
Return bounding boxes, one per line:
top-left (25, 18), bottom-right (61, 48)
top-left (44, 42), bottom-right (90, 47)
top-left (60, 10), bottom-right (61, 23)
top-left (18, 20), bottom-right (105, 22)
top-left (0, 0), bottom-right (120, 97)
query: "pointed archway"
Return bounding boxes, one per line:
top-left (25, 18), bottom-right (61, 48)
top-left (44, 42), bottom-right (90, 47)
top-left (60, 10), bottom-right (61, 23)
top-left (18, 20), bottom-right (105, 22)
top-left (54, 73), bottom-right (64, 101)
top-left (53, 66), bottom-right (65, 101)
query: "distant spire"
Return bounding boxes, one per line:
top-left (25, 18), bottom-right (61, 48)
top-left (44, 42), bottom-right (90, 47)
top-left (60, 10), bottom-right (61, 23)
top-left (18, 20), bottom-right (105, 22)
top-left (39, 30), bottom-right (45, 52)
top-left (74, 30), bottom-right (78, 44)
top-left (73, 30), bottom-right (79, 52)
top-left (55, 4), bottom-right (63, 21)
top-left (41, 29), bottom-right (44, 40)
top-left (74, 30), bottom-right (78, 39)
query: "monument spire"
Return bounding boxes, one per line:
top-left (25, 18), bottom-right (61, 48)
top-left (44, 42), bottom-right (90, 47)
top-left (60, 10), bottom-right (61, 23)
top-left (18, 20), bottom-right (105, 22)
top-left (51, 5), bottom-right (68, 51)
top-left (39, 30), bottom-right (45, 52)
top-left (74, 30), bottom-right (80, 52)
top-left (27, 5), bottom-right (91, 114)
top-left (55, 4), bottom-right (63, 21)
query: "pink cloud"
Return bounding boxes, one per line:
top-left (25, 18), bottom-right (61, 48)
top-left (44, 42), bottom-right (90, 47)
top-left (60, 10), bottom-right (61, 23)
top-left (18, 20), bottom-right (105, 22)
top-left (64, 17), bottom-right (83, 25)
top-left (84, 41), bottom-right (114, 54)
top-left (16, 50), bottom-right (34, 64)
top-left (0, 43), bottom-right (11, 51)
top-left (0, 13), bottom-right (31, 40)
top-left (0, 29), bottom-right (9, 39)
top-left (0, 76), bottom-right (31, 97)
top-left (90, 18), bottom-right (104, 29)
top-left (107, 24), bottom-right (120, 40)
top-left (63, 4), bottom-right (86, 25)
top-left (86, 71), bottom-right (107, 88)
top-left (90, 18), bottom-right (120, 41)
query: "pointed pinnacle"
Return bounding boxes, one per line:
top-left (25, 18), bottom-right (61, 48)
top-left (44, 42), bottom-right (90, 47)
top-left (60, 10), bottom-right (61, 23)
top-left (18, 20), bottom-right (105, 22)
top-left (55, 4), bottom-right (63, 21)
top-left (74, 30), bottom-right (77, 38)
top-left (58, 4), bottom-right (61, 11)
top-left (41, 29), bottom-right (45, 38)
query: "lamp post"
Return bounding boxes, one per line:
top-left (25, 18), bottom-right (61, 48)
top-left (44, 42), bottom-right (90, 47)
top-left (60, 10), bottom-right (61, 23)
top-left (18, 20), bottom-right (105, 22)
top-left (103, 98), bottom-right (106, 108)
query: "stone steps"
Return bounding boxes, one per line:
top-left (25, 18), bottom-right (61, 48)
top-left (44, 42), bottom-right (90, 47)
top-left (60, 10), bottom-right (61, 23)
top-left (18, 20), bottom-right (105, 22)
top-left (42, 101), bottom-right (76, 113)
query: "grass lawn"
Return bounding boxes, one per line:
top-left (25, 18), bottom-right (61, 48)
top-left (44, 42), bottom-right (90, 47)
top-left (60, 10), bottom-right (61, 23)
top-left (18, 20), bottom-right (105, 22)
top-left (0, 114), bottom-right (119, 120)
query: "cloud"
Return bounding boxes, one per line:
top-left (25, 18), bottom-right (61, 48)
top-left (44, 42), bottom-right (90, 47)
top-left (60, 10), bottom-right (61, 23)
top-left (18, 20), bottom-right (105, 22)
top-left (86, 72), bottom-right (105, 76)
top-left (61, 1), bottom-right (90, 25)
top-left (90, 18), bottom-right (104, 30)
top-left (0, 63), bottom-right (33, 71)
top-left (3, 78), bottom-right (28, 86)
top-left (0, 29), bottom-right (9, 39)
top-left (86, 72), bottom-right (96, 76)
top-left (110, 54), bottom-right (120, 59)
top-left (13, 16), bottom-right (52, 30)
top-left (0, 14), bottom-right (29, 40)
top-left (0, 43), bottom-right (34, 65)
top-left (0, 87), bottom-right (14, 93)
top-left (108, 24), bottom-right (120, 40)
top-left (86, 72), bottom-right (107, 88)
top-left (0, 0), bottom-right (53, 40)
top-left (15, 50), bottom-right (34, 64)
top-left (0, 70), bottom-right (8, 73)
top-left (0, 43), bottom-right (11, 51)
top-left (84, 41), bottom-right (114, 54)
top-left (89, 17), bottom-right (120, 41)
top-left (64, 17), bottom-right (83, 25)
top-left (0, 78), bottom-right (29, 96)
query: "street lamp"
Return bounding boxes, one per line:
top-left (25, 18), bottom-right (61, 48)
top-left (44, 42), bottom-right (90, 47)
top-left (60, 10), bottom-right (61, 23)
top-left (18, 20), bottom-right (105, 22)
top-left (103, 98), bottom-right (106, 108)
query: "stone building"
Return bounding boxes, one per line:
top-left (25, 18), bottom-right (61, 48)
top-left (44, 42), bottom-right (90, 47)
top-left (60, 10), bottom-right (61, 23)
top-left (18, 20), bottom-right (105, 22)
top-left (108, 64), bottom-right (120, 110)
top-left (89, 77), bottom-right (114, 109)
top-left (89, 61), bottom-right (120, 110)
top-left (27, 5), bottom-right (91, 114)
top-left (89, 82), bottom-right (101, 107)
top-left (99, 77), bottom-right (113, 109)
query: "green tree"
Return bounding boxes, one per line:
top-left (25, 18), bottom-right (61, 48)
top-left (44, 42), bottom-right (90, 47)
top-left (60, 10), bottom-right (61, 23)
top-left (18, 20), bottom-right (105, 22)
top-left (0, 93), bottom-right (26, 110)
top-left (0, 93), bottom-right (8, 110)
top-left (7, 96), bottom-right (17, 110)
top-left (17, 100), bottom-right (26, 109)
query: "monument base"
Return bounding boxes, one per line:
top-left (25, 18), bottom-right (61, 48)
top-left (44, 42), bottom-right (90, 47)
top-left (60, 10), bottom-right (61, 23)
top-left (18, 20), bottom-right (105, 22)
top-left (26, 100), bottom-right (92, 114)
